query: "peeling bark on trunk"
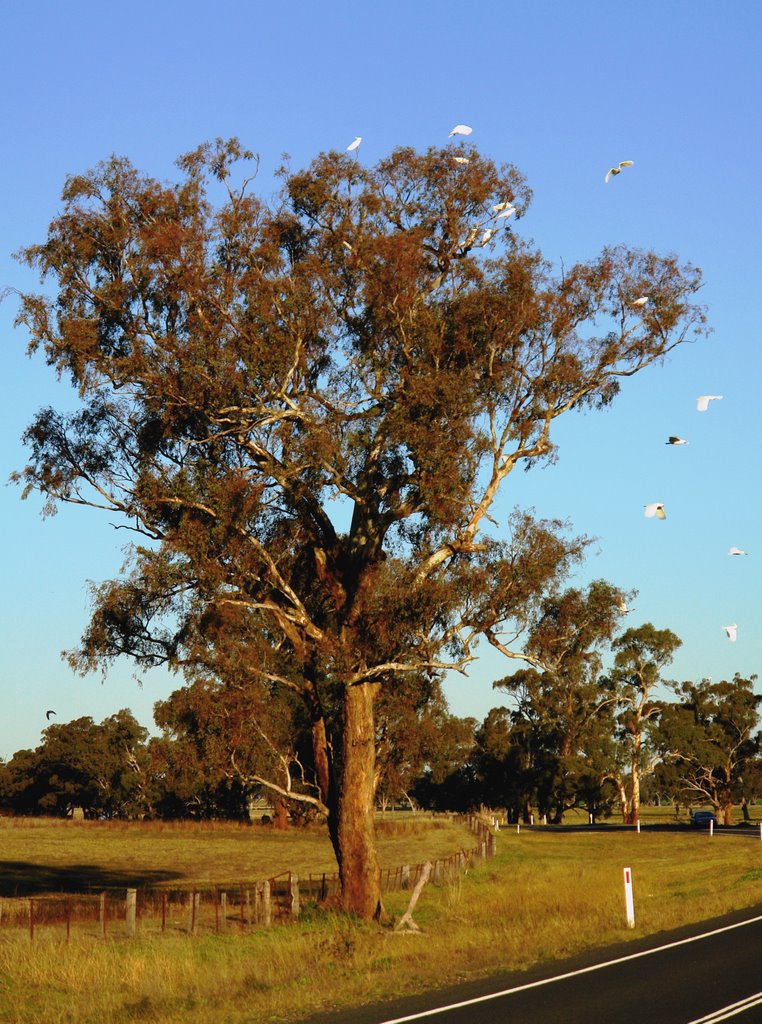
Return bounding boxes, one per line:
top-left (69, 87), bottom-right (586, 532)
top-left (336, 681), bottom-right (382, 919)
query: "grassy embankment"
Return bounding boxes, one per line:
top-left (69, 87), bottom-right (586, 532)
top-left (1, 813), bottom-right (761, 1024)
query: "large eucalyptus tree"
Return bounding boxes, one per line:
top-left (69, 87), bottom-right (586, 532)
top-left (12, 138), bottom-right (706, 916)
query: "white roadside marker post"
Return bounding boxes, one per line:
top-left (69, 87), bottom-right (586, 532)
top-left (710, 819), bottom-right (714, 837)
top-left (759, 823), bottom-right (762, 843)
top-left (623, 867), bottom-right (635, 929)
top-left (636, 820), bottom-right (641, 833)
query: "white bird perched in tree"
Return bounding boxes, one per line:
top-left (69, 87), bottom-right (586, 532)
top-left (449, 124), bottom-right (472, 137)
top-left (697, 395), bottom-right (723, 412)
top-left (605, 160), bottom-right (634, 183)
top-left (722, 623), bottom-right (738, 642)
top-left (728, 547), bottom-right (748, 556)
top-left (453, 156), bottom-right (470, 164)
top-left (481, 229), bottom-right (494, 245)
top-left (666, 436), bottom-right (689, 445)
top-left (495, 204), bottom-right (517, 220)
top-left (644, 503), bottom-right (666, 519)
top-left (630, 296), bottom-right (649, 307)
top-left (346, 137), bottom-right (362, 152)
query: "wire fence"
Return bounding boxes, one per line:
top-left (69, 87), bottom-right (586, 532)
top-left (0, 815), bottom-right (496, 942)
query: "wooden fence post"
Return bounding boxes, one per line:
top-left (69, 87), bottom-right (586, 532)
top-left (220, 891), bottom-right (227, 932)
top-left (401, 864), bottom-right (410, 889)
top-left (125, 888), bottom-right (137, 937)
top-left (263, 881), bottom-right (271, 927)
top-left (189, 890), bottom-right (199, 935)
top-left (290, 874), bottom-right (300, 920)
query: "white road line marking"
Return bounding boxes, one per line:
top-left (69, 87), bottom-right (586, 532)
top-left (686, 991), bottom-right (762, 1023)
top-left (378, 912), bottom-right (762, 1024)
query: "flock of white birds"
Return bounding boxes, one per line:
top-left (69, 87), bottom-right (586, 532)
top-left (343, 127), bottom-right (744, 650)
top-left (648, 394), bottom-right (742, 644)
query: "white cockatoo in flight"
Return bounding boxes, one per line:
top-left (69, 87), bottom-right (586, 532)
top-left (605, 160), bottom-right (634, 183)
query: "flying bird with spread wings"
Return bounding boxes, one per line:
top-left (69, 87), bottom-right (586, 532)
top-left (346, 137), bottom-right (362, 153)
top-left (666, 436), bottom-right (689, 445)
top-left (644, 503), bottom-right (666, 519)
top-left (605, 160), bottom-right (634, 183)
top-left (722, 624), bottom-right (738, 642)
top-left (449, 124), bottom-right (472, 137)
top-left (697, 395), bottom-right (723, 412)
top-left (45, 710), bottom-right (56, 720)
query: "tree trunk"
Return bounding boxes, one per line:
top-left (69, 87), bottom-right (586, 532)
top-left (615, 778), bottom-right (628, 824)
top-left (628, 738), bottom-right (641, 825)
top-left (336, 681), bottom-right (382, 919)
top-left (273, 797), bottom-right (289, 830)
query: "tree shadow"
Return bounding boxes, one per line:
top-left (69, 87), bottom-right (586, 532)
top-left (0, 860), bottom-right (181, 896)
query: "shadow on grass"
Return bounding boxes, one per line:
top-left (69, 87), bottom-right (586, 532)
top-left (0, 860), bottom-right (181, 896)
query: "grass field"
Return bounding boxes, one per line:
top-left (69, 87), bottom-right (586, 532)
top-left (0, 814), bottom-right (469, 895)
top-left (1, 814), bottom-right (761, 1024)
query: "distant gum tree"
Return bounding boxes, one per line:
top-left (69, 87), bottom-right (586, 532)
top-left (11, 138), bottom-right (706, 918)
top-left (492, 579), bottom-right (630, 822)
top-left (601, 624), bottom-right (682, 824)
top-left (656, 675), bottom-right (761, 824)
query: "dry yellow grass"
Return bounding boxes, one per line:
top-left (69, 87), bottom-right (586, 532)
top-left (0, 814), bottom-right (468, 894)
top-left (1, 823), bottom-right (761, 1023)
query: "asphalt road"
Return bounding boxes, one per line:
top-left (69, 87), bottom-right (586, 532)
top-left (309, 901), bottom-right (762, 1024)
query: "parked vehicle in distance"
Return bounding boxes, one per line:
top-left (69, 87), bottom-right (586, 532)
top-left (690, 810), bottom-right (717, 828)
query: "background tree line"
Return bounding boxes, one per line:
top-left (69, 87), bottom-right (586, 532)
top-left (3, 618), bottom-right (759, 824)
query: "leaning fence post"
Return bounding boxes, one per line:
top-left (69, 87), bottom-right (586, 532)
top-left (125, 888), bottom-right (137, 937)
top-left (394, 862), bottom-right (432, 933)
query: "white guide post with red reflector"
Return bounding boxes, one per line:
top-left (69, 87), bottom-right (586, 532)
top-left (623, 867), bottom-right (635, 929)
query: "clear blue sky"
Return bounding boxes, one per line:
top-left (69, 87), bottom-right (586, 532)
top-left (2, 1), bottom-right (760, 758)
